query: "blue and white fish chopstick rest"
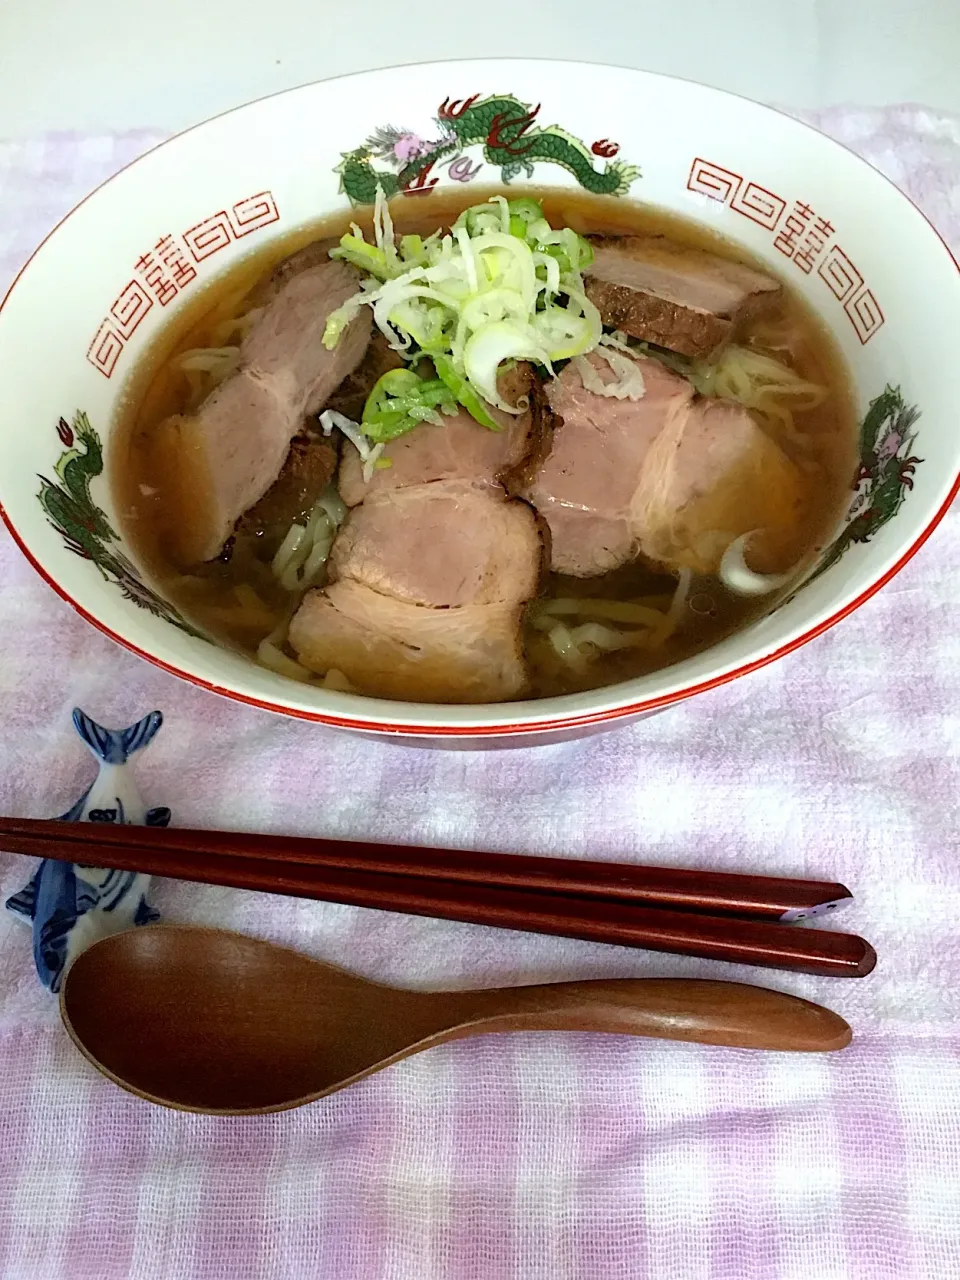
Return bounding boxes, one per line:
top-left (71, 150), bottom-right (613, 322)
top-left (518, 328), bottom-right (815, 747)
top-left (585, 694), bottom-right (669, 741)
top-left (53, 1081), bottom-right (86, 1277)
top-left (4, 708), bottom-right (171, 992)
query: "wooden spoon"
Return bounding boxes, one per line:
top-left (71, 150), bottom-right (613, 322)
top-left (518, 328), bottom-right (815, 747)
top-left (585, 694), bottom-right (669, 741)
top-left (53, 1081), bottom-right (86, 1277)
top-left (60, 925), bottom-right (852, 1114)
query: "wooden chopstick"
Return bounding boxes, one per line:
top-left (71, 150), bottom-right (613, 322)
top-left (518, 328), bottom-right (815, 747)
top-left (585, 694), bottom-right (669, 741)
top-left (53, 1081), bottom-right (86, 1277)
top-left (2, 817), bottom-right (852, 922)
top-left (0, 819), bottom-right (875, 978)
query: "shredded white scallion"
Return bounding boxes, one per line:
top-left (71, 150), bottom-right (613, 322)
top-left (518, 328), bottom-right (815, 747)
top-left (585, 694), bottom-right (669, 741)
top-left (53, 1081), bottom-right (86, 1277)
top-left (318, 409), bottom-right (386, 481)
top-left (488, 194), bottom-right (511, 234)
top-left (718, 534), bottom-right (797, 597)
top-left (573, 349), bottom-right (646, 400)
top-left (599, 329), bottom-right (635, 354)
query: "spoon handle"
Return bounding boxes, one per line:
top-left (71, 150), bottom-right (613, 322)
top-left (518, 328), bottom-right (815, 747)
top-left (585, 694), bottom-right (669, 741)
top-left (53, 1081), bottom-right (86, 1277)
top-left (436, 979), bottom-right (850, 1052)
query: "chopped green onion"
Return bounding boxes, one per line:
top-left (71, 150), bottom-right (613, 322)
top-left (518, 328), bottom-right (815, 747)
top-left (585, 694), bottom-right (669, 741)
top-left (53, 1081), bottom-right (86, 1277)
top-left (322, 293), bottom-right (367, 349)
top-left (462, 322), bottom-right (544, 409)
top-left (453, 206), bottom-right (502, 238)
top-left (434, 355), bottom-right (500, 430)
top-left (527, 217), bottom-right (554, 245)
top-left (399, 234), bottom-right (424, 263)
top-left (361, 367), bottom-right (458, 443)
top-left (387, 297), bottom-right (453, 353)
top-left (507, 198), bottom-right (544, 226)
top-left (325, 189), bottom-right (600, 426)
top-left (368, 368), bottom-right (421, 401)
top-left (329, 235), bottom-right (389, 276)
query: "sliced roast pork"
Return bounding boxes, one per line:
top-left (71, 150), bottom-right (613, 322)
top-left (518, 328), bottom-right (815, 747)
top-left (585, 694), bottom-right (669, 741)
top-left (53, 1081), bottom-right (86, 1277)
top-left (290, 586), bottom-right (530, 704)
top-left (337, 364), bottom-right (547, 507)
top-left (288, 484), bottom-right (546, 702)
top-left (171, 256), bottom-right (370, 564)
top-left (521, 352), bottom-right (694, 577)
top-left (585, 236), bottom-right (780, 359)
top-left (523, 349), bottom-right (803, 578)
top-left (252, 238), bottom-right (339, 303)
top-left (632, 397), bottom-right (805, 573)
top-left (328, 483), bottom-right (544, 608)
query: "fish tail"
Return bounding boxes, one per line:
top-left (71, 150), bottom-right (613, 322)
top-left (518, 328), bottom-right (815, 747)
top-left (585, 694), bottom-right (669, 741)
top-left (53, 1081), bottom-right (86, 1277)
top-left (72, 708), bottom-right (163, 764)
top-left (5, 870), bottom-right (39, 920)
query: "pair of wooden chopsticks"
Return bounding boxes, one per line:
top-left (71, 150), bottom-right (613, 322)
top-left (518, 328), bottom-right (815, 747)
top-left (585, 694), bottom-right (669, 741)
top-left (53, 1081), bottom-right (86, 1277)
top-left (0, 817), bottom-right (876, 977)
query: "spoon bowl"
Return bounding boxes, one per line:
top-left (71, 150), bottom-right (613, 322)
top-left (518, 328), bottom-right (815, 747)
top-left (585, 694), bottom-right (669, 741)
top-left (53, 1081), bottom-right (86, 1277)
top-left (60, 925), bottom-right (852, 1114)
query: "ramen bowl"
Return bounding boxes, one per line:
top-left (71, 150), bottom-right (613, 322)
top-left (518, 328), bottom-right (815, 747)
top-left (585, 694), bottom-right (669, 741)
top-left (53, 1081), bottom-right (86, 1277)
top-left (1, 60), bottom-right (958, 745)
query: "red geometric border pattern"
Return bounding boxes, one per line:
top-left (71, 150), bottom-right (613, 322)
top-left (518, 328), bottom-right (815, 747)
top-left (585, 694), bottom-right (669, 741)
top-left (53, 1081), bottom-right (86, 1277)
top-left (85, 188), bottom-right (281, 381)
top-left (230, 191), bottom-right (280, 236)
top-left (687, 159), bottom-right (785, 231)
top-left (108, 280), bottom-right (153, 339)
top-left (686, 157), bottom-right (741, 203)
top-left (85, 320), bottom-right (124, 379)
top-left (183, 212), bottom-right (234, 262)
top-left (730, 181), bottom-right (786, 230)
top-left (818, 244), bottom-right (864, 302)
top-left (845, 286), bottom-right (885, 344)
top-left (686, 157), bottom-right (887, 346)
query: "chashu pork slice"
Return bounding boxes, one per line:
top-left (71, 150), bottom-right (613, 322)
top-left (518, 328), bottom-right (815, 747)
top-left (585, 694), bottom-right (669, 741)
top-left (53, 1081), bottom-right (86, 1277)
top-left (171, 256), bottom-right (370, 564)
top-left (290, 585), bottom-right (531, 704)
top-left (523, 350), bottom-right (804, 578)
top-left (327, 482), bottom-right (544, 608)
top-left (337, 363), bottom-right (548, 507)
top-left (631, 397), bottom-right (806, 574)
top-left (288, 483), bottom-right (546, 703)
top-left (521, 352), bottom-right (695, 577)
top-left (584, 235), bottom-right (781, 359)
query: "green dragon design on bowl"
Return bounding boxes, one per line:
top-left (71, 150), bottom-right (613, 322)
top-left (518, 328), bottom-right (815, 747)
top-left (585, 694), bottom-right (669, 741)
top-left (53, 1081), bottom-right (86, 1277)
top-left (335, 92), bottom-right (641, 205)
top-left (38, 411), bottom-right (205, 638)
top-left (802, 384), bottom-right (922, 587)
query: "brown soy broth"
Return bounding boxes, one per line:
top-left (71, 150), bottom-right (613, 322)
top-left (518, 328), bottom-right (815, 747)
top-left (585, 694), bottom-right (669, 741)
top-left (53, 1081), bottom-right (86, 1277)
top-left (112, 187), bottom-right (856, 700)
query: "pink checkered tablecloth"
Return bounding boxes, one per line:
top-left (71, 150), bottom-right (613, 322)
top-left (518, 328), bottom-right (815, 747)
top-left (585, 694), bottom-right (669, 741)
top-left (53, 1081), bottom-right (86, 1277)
top-left (0, 107), bottom-right (959, 1280)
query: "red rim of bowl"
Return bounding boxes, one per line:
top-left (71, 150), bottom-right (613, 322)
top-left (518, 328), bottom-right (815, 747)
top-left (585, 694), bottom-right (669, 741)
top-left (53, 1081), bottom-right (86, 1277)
top-left (2, 63), bottom-right (958, 738)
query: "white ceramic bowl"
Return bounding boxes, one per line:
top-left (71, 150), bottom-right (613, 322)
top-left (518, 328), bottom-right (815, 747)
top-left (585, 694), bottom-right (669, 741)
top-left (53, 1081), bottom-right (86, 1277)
top-left (1, 61), bottom-right (958, 744)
